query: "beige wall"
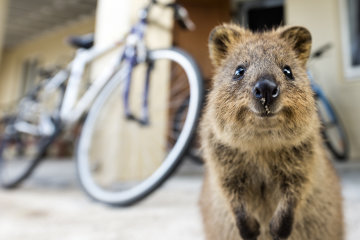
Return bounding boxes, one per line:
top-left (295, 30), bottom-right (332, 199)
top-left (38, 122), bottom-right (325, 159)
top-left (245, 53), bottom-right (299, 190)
top-left (0, 0), bottom-right (8, 65)
top-left (286, 0), bottom-right (360, 159)
top-left (0, 16), bottom-right (95, 106)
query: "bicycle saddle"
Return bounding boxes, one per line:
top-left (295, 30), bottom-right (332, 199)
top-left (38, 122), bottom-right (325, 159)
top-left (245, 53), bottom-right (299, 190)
top-left (67, 33), bottom-right (94, 49)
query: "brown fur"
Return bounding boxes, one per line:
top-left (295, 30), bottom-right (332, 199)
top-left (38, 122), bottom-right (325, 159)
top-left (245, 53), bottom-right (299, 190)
top-left (199, 24), bottom-right (344, 240)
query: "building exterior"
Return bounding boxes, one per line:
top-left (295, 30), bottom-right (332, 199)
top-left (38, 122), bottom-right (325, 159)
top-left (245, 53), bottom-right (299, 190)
top-left (0, 0), bottom-right (359, 159)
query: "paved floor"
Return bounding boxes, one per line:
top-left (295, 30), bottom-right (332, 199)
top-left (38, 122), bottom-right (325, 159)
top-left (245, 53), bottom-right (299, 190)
top-left (0, 159), bottom-right (359, 240)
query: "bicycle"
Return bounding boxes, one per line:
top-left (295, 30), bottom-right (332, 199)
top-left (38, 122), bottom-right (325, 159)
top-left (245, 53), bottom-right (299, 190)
top-left (0, 0), bottom-right (204, 206)
top-left (180, 44), bottom-right (350, 162)
top-left (308, 43), bottom-right (349, 160)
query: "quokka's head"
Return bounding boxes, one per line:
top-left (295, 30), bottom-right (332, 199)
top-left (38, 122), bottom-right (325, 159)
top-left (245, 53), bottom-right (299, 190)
top-left (207, 24), bottom-right (318, 147)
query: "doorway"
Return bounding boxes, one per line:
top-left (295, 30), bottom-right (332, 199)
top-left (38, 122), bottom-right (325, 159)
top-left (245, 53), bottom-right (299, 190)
top-left (233, 0), bottom-right (284, 31)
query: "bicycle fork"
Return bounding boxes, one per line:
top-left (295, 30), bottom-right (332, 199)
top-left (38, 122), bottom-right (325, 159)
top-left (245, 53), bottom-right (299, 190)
top-left (123, 59), bottom-right (154, 126)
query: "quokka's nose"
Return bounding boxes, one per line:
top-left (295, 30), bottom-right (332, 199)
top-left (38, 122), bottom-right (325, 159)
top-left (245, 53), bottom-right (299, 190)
top-left (252, 79), bottom-right (280, 105)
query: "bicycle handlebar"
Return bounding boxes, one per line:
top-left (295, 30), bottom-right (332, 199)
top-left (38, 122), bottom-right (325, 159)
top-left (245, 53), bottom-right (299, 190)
top-left (310, 43), bottom-right (332, 60)
top-left (147, 0), bottom-right (195, 31)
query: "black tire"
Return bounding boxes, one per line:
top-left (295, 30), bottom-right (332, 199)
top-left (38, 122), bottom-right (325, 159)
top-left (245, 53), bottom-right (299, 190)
top-left (0, 78), bottom-right (65, 188)
top-left (316, 94), bottom-right (349, 160)
top-left (76, 48), bottom-right (203, 206)
top-left (0, 119), bottom-right (60, 188)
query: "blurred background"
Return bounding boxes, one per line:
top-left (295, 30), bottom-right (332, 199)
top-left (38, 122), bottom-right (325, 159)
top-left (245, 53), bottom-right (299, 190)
top-left (0, 0), bottom-right (360, 158)
top-left (0, 0), bottom-right (359, 239)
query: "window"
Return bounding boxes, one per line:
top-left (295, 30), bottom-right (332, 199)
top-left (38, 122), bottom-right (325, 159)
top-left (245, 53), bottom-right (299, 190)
top-left (340, 0), bottom-right (360, 79)
top-left (233, 0), bottom-right (284, 32)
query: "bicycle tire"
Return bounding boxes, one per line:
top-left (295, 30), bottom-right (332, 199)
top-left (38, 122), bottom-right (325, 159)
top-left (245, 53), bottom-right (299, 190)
top-left (0, 79), bottom-right (65, 188)
top-left (316, 93), bottom-right (349, 160)
top-left (0, 119), bottom-right (61, 188)
top-left (76, 47), bottom-right (203, 206)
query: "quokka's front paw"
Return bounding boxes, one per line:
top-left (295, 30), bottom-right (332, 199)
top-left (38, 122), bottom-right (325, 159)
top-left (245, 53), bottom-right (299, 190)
top-left (235, 209), bottom-right (261, 240)
top-left (269, 209), bottom-right (294, 240)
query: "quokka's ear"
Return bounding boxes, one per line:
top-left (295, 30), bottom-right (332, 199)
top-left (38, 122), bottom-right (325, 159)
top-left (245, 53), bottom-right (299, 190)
top-left (279, 26), bottom-right (312, 66)
top-left (208, 24), bottom-right (250, 67)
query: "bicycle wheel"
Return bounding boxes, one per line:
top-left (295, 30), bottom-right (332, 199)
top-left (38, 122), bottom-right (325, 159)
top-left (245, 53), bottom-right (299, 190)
top-left (0, 82), bottom-right (64, 188)
top-left (316, 93), bottom-right (349, 160)
top-left (0, 115), bottom-right (14, 142)
top-left (0, 117), bottom-right (60, 188)
top-left (77, 47), bottom-right (203, 206)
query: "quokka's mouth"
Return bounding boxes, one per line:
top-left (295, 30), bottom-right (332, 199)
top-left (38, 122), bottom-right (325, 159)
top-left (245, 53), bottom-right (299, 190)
top-left (250, 102), bottom-right (282, 118)
top-left (255, 112), bottom-right (277, 118)
top-left (252, 107), bottom-right (282, 118)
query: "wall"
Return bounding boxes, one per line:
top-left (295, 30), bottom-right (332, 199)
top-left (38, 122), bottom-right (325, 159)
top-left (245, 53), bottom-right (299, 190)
top-left (286, 0), bottom-right (360, 159)
top-left (175, 0), bottom-right (231, 81)
top-left (0, 0), bottom-right (8, 65)
top-left (0, 16), bottom-right (95, 106)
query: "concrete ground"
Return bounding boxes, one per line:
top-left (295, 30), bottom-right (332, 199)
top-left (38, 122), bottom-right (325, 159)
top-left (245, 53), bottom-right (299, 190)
top-left (0, 158), bottom-right (359, 240)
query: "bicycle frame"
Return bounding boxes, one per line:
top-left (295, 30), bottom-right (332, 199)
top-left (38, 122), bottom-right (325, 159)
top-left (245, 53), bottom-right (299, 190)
top-left (56, 25), bottom-right (146, 127)
top-left (59, 40), bottom-right (127, 125)
top-left (307, 71), bottom-right (334, 120)
top-left (14, 0), bottom-right (191, 134)
top-left (13, 33), bottom-right (133, 136)
top-left (59, 4), bottom-right (156, 126)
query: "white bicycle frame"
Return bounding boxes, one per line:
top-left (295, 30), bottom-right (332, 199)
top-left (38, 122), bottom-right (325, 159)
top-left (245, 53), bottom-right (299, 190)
top-left (12, 38), bottom-right (130, 137)
top-left (13, 17), bottom-right (151, 137)
top-left (14, 1), bottom-right (189, 135)
top-left (59, 40), bottom-right (128, 125)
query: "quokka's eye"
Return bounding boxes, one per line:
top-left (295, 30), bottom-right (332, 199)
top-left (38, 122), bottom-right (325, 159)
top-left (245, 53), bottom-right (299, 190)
top-left (233, 65), bottom-right (246, 80)
top-left (283, 65), bottom-right (294, 80)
